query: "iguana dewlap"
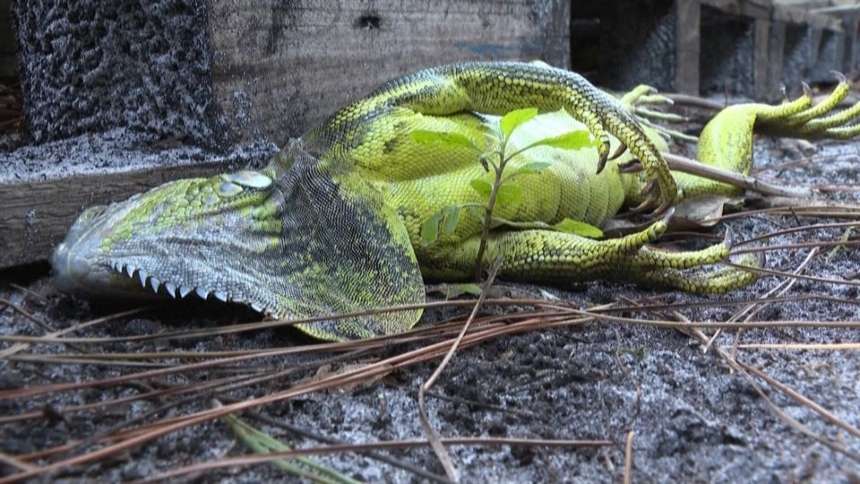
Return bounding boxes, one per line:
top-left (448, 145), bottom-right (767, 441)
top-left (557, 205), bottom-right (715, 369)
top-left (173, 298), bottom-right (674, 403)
top-left (51, 61), bottom-right (860, 340)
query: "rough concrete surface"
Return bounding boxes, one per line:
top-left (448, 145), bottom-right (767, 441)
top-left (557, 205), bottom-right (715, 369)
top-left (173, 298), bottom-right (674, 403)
top-left (597, 0), bottom-right (678, 93)
top-left (12, 1), bottom-right (233, 149)
top-left (700, 11), bottom-right (756, 96)
top-left (0, 133), bottom-right (859, 482)
top-left (0, 127), bottom-right (276, 185)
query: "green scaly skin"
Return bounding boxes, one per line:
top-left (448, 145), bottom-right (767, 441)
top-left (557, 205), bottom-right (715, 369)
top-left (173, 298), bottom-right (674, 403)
top-left (51, 62), bottom-right (860, 341)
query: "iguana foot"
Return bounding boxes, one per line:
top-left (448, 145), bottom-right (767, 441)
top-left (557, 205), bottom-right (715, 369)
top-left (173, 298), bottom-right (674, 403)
top-left (756, 73), bottom-right (860, 139)
top-left (631, 252), bottom-right (762, 294)
top-left (622, 227), bottom-right (761, 294)
top-left (680, 74), bottom-right (860, 201)
top-left (619, 84), bottom-right (684, 123)
top-left (618, 84), bottom-right (697, 143)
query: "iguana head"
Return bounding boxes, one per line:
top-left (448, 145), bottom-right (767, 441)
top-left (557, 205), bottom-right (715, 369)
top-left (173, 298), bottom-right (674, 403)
top-left (52, 166), bottom-right (281, 303)
top-left (51, 142), bottom-right (425, 340)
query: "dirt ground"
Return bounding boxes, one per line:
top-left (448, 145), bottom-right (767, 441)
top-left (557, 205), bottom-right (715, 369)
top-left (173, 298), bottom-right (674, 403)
top-left (1, 134), bottom-right (860, 482)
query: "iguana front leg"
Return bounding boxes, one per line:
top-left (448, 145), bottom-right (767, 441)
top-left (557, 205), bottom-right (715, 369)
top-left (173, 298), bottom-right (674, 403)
top-left (305, 61), bottom-right (677, 215)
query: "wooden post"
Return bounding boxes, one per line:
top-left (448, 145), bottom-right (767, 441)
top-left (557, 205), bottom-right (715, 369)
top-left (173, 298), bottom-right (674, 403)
top-left (675, 0), bottom-right (701, 95)
top-left (206, 0), bottom-right (572, 144)
top-left (768, 21), bottom-right (787, 101)
top-left (754, 18), bottom-right (771, 100)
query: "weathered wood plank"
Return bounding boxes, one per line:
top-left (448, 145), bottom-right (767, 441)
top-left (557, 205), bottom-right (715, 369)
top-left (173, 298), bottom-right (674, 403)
top-left (701, 0), bottom-right (771, 19)
top-left (0, 163), bottom-right (233, 268)
top-left (207, 0), bottom-right (571, 144)
top-left (844, 11), bottom-right (859, 73)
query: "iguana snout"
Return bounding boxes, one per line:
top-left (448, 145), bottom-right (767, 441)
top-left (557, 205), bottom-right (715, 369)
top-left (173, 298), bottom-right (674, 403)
top-left (52, 202), bottom-right (156, 299)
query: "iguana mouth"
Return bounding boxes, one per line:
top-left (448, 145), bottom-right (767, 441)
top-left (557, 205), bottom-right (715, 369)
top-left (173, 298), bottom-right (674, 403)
top-left (110, 261), bottom-right (196, 299)
top-left (54, 237), bottom-right (274, 315)
top-left (107, 260), bottom-right (268, 314)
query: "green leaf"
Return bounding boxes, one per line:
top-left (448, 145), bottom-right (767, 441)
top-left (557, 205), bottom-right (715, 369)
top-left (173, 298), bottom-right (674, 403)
top-left (420, 211), bottom-right (443, 244)
top-left (517, 161), bottom-right (552, 175)
top-left (530, 130), bottom-right (599, 151)
top-left (553, 218), bottom-right (604, 238)
top-left (410, 130), bottom-right (480, 151)
top-left (470, 178), bottom-right (493, 198)
top-left (457, 283), bottom-right (483, 296)
top-left (222, 413), bottom-right (360, 483)
top-left (500, 107), bottom-right (538, 138)
top-left (442, 206), bottom-right (462, 236)
top-left (496, 184), bottom-right (522, 206)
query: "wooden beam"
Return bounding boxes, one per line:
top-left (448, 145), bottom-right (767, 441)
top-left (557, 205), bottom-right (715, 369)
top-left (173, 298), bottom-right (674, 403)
top-left (0, 163), bottom-right (233, 268)
top-left (768, 21), bottom-right (787, 101)
top-left (701, 0), bottom-right (771, 19)
top-left (845, 12), bottom-right (860, 73)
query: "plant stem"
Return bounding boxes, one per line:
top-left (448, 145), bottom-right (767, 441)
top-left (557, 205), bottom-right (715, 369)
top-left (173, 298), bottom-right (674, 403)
top-left (474, 149), bottom-right (506, 280)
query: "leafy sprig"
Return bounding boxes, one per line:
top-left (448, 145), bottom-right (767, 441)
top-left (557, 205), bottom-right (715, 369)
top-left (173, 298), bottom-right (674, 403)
top-left (411, 108), bottom-right (601, 280)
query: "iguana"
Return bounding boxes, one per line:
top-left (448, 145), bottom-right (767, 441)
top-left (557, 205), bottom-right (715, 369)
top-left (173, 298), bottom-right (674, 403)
top-left (51, 61), bottom-right (860, 341)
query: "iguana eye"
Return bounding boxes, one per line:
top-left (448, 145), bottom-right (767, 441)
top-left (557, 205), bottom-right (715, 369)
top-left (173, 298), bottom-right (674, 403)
top-left (217, 181), bottom-right (243, 197)
top-left (221, 171), bottom-right (273, 189)
top-left (216, 171), bottom-right (274, 198)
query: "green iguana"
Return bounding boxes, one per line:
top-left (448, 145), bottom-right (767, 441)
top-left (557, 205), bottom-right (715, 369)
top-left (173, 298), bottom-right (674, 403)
top-left (51, 61), bottom-right (860, 341)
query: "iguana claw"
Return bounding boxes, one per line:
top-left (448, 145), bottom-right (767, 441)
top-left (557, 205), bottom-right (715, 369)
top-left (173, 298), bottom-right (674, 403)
top-left (722, 226), bottom-right (734, 249)
top-left (596, 140), bottom-right (612, 174)
top-left (608, 143), bottom-right (628, 162)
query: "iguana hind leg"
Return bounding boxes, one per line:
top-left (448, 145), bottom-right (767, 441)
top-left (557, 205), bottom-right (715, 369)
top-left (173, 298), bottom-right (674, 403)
top-left (421, 218), bottom-right (759, 294)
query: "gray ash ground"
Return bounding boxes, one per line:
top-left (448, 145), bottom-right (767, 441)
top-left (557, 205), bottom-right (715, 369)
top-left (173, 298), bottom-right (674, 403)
top-left (1, 137), bottom-right (860, 482)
